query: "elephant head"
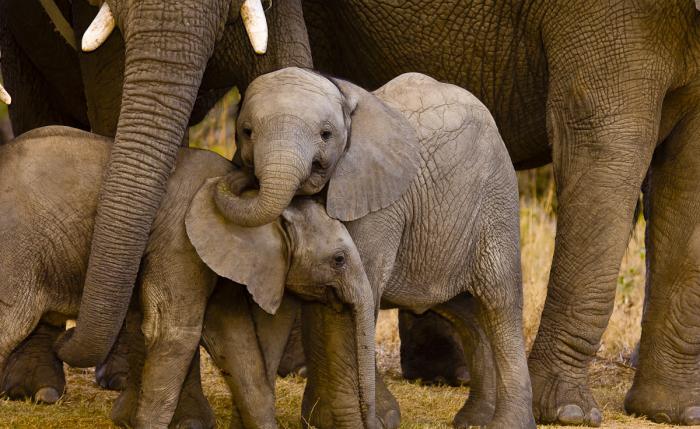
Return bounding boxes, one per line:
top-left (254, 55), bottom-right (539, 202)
top-left (186, 182), bottom-right (377, 429)
top-left (213, 67), bottom-right (421, 227)
top-left (54, 0), bottom-right (304, 367)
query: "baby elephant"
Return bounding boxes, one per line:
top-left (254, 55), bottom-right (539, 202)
top-left (0, 126), bottom-right (289, 428)
top-left (192, 68), bottom-right (535, 428)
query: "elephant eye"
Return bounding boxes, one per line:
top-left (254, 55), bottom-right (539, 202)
top-left (332, 252), bottom-right (346, 268)
top-left (242, 127), bottom-right (253, 138)
top-left (320, 130), bottom-right (333, 141)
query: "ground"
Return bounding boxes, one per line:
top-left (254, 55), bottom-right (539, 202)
top-left (0, 96), bottom-right (663, 428)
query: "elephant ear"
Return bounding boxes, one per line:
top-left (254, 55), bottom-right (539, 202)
top-left (326, 78), bottom-right (421, 221)
top-left (186, 178), bottom-right (288, 314)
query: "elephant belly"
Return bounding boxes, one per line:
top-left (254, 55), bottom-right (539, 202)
top-left (306, 0), bottom-right (551, 167)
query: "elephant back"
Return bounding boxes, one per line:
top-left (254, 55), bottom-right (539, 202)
top-left (374, 73), bottom-right (500, 149)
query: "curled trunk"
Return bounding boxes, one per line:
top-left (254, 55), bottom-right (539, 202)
top-left (56, 0), bottom-right (225, 367)
top-left (215, 143), bottom-right (309, 226)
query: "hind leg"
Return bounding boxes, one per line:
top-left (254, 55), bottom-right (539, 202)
top-left (2, 322), bottom-right (65, 404)
top-left (399, 310), bottom-right (469, 386)
top-left (95, 322), bottom-right (129, 391)
top-left (433, 294), bottom-right (496, 427)
top-left (0, 287), bottom-right (45, 402)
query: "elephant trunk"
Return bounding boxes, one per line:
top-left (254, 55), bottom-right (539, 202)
top-left (338, 268), bottom-right (377, 429)
top-left (56, 0), bottom-right (225, 367)
top-left (215, 142), bottom-right (310, 227)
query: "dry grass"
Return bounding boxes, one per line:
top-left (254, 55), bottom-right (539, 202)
top-left (0, 92), bottom-right (659, 427)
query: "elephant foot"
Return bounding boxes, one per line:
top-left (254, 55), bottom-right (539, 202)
top-left (171, 375), bottom-right (215, 429)
top-left (452, 392), bottom-right (496, 428)
top-left (1, 323), bottom-right (65, 404)
top-left (95, 328), bottom-right (130, 391)
top-left (111, 387), bottom-right (138, 427)
top-left (377, 373), bottom-right (401, 429)
top-left (399, 310), bottom-right (469, 386)
top-left (483, 415), bottom-right (537, 429)
top-left (625, 374), bottom-right (700, 425)
top-left (530, 369), bottom-right (602, 427)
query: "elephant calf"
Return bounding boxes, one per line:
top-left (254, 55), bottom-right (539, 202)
top-left (0, 126), bottom-right (291, 428)
top-left (190, 68), bottom-right (535, 429)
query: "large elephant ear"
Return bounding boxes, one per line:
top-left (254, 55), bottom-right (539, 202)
top-left (186, 178), bottom-right (288, 314)
top-left (326, 78), bottom-right (421, 221)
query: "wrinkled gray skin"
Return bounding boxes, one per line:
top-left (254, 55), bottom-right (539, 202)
top-left (295, 2), bottom-right (700, 426)
top-left (0, 0), bottom-right (312, 380)
top-left (204, 68), bottom-right (532, 428)
top-left (0, 126), bottom-right (289, 428)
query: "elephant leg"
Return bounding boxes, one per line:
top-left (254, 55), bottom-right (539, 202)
top-left (276, 310), bottom-right (307, 377)
top-left (171, 349), bottom-right (215, 429)
top-left (111, 305), bottom-right (145, 428)
top-left (624, 107), bottom-right (700, 425)
top-left (95, 322), bottom-right (130, 391)
top-left (528, 68), bottom-right (662, 425)
top-left (2, 322), bottom-right (65, 404)
top-left (398, 309), bottom-right (469, 386)
top-left (134, 265), bottom-right (213, 429)
top-left (201, 283), bottom-right (277, 429)
top-left (433, 294), bottom-right (496, 428)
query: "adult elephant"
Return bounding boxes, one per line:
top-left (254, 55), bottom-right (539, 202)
top-left (213, 1), bottom-right (700, 426)
top-left (0, 0), bottom-right (311, 405)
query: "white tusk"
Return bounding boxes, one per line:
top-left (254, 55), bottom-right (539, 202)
top-left (241, 0), bottom-right (268, 55)
top-left (0, 83), bottom-right (10, 105)
top-left (82, 2), bottom-right (116, 52)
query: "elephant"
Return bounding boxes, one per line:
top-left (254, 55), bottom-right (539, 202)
top-left (0, 125), bottom-right (304, 428)
top-left (273, 2), bottom-right (700, 426)
top-left (0, 0), bottom-right (312, 402)
top-left (194, 67), bottom-right (533, 428)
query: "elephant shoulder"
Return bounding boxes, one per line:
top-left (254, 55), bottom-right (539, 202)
top-left (174, 147), bottom-right (233, 181)
top-left (163, 148), bottom-right (233, 209)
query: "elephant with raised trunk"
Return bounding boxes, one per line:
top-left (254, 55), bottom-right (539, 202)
top-left (0, 0), bottom-right (311, 402)
top-left (200, 68), bottom-right (533, 428)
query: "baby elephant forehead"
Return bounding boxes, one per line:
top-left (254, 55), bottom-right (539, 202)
top-left (290, 199), bottom-right (351, 239)
top-left (249, 67), bottom-right (342, 99)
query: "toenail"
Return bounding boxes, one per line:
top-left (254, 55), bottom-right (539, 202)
top-left (378, 409), bottom-right (401, 429)
top-left (34, 387), bottom-right (60, 404)
top-left (175, 418), bottom-right (204, 429)
top-left (557, 404), bottom-right (584, 424)
top-left (652, 412), bottom-right (671, 423)
top-left (682, 406), bottom-right (700, 425)
top-left (587, 407), bottom-right (602, 427)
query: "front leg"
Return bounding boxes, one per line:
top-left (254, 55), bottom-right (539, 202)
top-left (529, 59), bottom-right (664, 425)
top-left (433, 295), bottom-right (496, 428)
top-left (134, 261), bottom-right (214, 428)
top-left (201, 282), bottom-right (279, 429)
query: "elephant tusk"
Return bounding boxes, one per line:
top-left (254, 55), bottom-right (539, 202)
top-left (82, 2), bottom-right (116, 52)
top-left (241, 0), bottom-right (268, 54)
top-left (0, 83), bottom-right (11, 105)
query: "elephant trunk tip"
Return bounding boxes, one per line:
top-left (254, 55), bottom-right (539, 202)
top-left (54, 327), bottom-right (111, 368)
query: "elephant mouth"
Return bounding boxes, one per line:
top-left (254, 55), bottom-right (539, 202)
top-left (287, 284), bottom-right (345, 312)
